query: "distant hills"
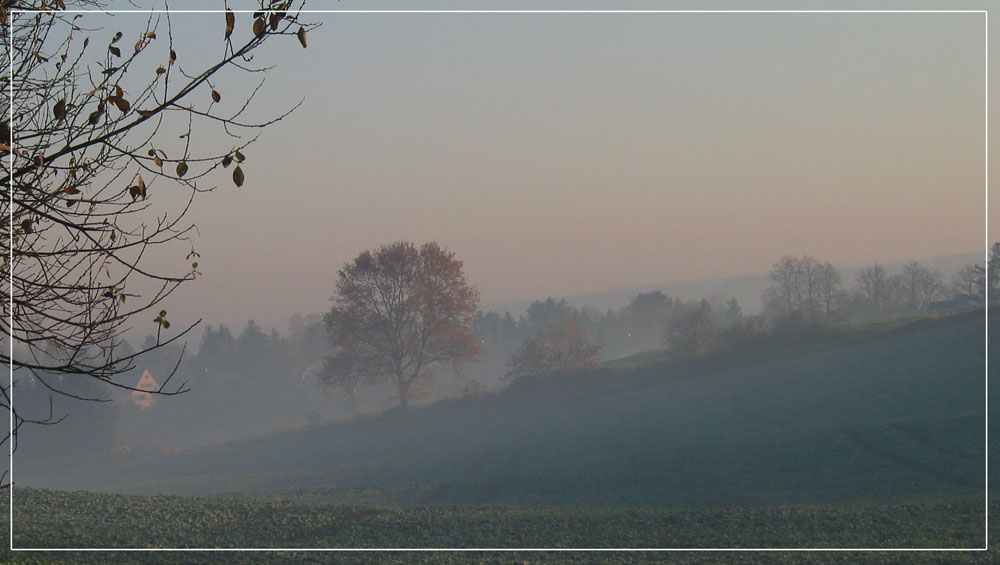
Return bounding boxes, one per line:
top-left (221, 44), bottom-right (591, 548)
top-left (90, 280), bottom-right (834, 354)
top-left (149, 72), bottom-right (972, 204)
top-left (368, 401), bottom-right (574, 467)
top-left (485, 251), bottom-right (983, 316)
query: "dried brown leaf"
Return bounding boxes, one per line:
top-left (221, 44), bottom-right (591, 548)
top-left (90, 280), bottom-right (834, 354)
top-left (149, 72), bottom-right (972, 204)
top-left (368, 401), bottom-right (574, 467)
top-left (110, 96), bottom-right (130, 114)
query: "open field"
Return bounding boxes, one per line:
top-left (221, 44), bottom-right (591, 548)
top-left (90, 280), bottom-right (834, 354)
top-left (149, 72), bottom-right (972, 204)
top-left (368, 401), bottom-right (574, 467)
top-left (1, 489), bottom-right (996, 563)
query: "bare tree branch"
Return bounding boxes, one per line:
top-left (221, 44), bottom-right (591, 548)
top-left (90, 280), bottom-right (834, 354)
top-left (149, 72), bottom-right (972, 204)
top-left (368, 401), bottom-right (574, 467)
top-left (1, 0), bottom-right (319, 488)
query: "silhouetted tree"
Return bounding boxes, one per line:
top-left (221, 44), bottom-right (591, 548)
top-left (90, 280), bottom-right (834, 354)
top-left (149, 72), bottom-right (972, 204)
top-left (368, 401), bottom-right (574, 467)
top-left (197, 324), bottom-right (236, 371)
top-left (506, 322), bottom-right (601, 380)
top-left (719, 313), bottom-right (767, 346)
top-left (502, 312), bottom-right (518, 342)
top-left (322, 242), bottom-right (481, 411)
top-left (522, 298), bottom-right (578, 333)
top-left (664, 298), bottom-right (720, 359)
top-left (815, 261), bottom-right (843, 315)
top-left (856, 263), bottom-right (892, 314)
top-left (721, 297), bottom-right (743, 327)
top-left (236, 320), bottom-right (270, 374)
top-left (620, 291), bottom-right (673, 352)
top-left (762, 255), bottom-right (824, 314)
top-left (989, 243), bottom-right (1000, 300)
top-left (897, 262), bottom-right (944, 312)
top-left (763, 256), bottom-right (802, 313)
top-left (951, 263), bottom-right (986, 300)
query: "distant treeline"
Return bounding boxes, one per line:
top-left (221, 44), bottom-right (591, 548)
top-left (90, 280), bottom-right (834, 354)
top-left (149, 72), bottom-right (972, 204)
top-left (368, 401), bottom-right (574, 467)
top-left (472, 246), bottom-right (996, 380)
top-left (14, 246), bottom-right (996, 460)
top-left (15, 315), bottom-right (334, 458)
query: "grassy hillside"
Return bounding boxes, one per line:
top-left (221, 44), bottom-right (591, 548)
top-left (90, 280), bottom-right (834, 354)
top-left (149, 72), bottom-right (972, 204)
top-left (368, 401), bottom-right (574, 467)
top-left (20, 308), bottom-right (988, 512)
top-left (5, 307), bottom-right (993, 556)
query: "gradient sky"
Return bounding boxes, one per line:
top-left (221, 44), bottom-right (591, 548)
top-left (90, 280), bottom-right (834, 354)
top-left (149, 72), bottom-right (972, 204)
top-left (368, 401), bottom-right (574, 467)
top-left (83, 3), bottom-right (990, 335)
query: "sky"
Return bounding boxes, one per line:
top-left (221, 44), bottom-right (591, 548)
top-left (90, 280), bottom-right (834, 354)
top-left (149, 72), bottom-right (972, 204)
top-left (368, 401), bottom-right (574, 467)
top-left (69, 2), bottom-right (991, 336)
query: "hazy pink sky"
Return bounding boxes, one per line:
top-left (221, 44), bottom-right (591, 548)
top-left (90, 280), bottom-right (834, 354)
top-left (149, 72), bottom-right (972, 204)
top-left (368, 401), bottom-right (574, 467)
top-left (85, 4), bottom-right (991, 335)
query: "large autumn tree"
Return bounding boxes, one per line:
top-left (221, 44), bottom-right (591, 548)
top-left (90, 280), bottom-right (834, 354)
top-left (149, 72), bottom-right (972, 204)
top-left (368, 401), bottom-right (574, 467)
top-left (322, 242), bottom-right (481, 411)
top-left (2, 0), bottom-right (316, 484)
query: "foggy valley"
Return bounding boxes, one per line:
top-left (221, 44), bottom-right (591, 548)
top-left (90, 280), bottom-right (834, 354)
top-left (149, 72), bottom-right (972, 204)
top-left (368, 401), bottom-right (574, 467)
top-left (3, 3), bottom-right (995, 563)
top-left (11, 249), bottom-right (987, 453)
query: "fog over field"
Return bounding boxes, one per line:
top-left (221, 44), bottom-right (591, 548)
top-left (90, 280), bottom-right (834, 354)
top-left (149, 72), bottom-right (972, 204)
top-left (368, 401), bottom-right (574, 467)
top-left (5, 1), bottom-right (995, 559)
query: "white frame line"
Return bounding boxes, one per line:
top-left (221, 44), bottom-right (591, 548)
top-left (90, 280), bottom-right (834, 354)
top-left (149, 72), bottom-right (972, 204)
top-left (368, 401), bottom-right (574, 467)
top-left (985, 7), bottom-right (991, 553)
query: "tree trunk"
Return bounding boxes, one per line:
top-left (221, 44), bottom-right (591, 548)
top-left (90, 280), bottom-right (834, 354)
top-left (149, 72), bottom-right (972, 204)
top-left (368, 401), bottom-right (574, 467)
top-left (397, 379), bottom-right (410, 411)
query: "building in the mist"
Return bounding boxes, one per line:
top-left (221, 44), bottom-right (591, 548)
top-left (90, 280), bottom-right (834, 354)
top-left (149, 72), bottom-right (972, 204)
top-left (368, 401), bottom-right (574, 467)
top-left (132, 370), bottom-right (159, 409)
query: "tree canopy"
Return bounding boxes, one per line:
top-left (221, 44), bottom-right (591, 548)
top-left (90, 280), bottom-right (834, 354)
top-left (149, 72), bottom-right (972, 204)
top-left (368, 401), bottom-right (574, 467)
top-left (322, 242), bottom-right (481, 410)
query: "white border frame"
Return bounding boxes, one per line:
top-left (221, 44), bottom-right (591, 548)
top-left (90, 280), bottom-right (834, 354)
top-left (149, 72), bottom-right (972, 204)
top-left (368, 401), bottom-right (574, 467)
top-left (6, 7), bottom-right (990, 554)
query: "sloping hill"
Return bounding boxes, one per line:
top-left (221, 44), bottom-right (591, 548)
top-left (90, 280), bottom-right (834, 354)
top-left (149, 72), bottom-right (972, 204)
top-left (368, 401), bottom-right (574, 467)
top-left (22, 308), bottom-right (989, 510)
